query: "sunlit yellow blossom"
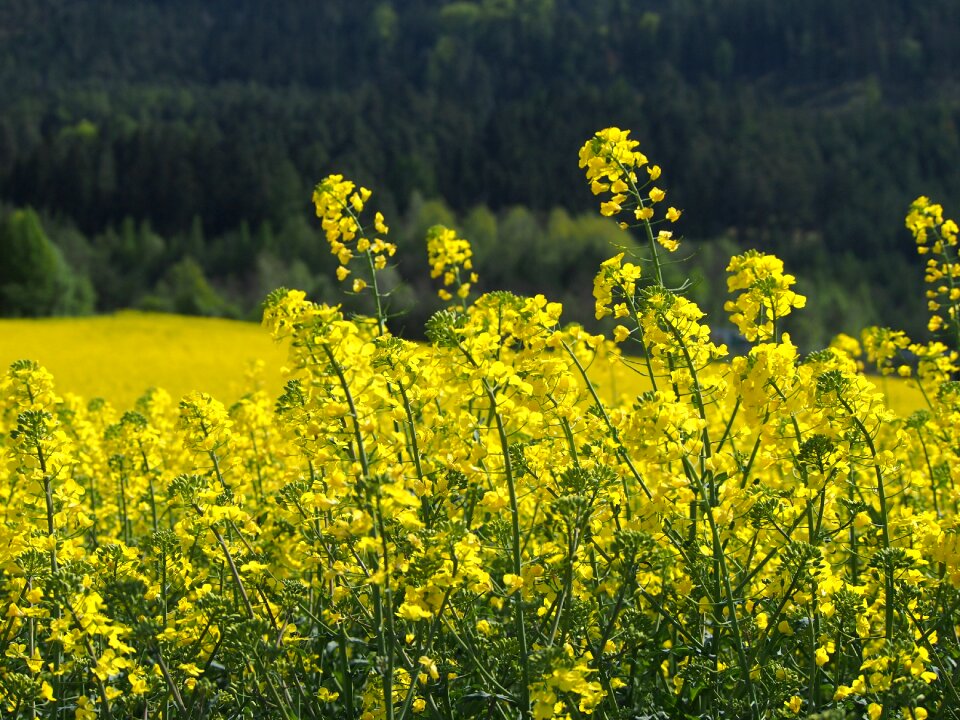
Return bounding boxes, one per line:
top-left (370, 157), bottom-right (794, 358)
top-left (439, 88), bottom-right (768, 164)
top-left (427, 225), bottom-right (478, 305)
top-left (613, 325), bottom-right (631, 343)
top-left (656, 230), bottom-right (679, 252)
top-left (502, 573), bottom-right (524, 594)
top-left (725, 250), bottom-right (806, 341)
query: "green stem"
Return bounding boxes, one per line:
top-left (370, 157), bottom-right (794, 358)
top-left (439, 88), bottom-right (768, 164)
top-left (483, 378), bottom-right (532, 718)
top-left (364, 249), bottom-right (388, 336)
top-left (838, 396), bottom-right (894, 640)
top-left (118, 469), bottom-right (131, 545)
top-left (321, 342), bottom-right (394, 720)
top-left (685, 459), bottom-right (758, 715)
top-left (395, 376), bottom-right (429, 523)
top-left (208, 522), bottom-right (255, 620)
top-left (155, 651), bottom-right (189, 713)
top-left (914, 429), bottom-right (941, 517)
top-left (139, 444), bottom-right (159, 532)
top-left (339, 622), bottom-right (356, 718)
top-left (559, 338), bottom-right (652, 503)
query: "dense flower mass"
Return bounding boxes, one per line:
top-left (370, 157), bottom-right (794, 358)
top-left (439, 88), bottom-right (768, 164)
top-left (313, 174), bottom-right (396, 296)
top-left (724, 250), bottom-right (807, 342)
top-left (578, 128), bottom-right (680, 258)
top-left (1, 129), bottom-right (959, 720)
top-left (907, 196), bottom-right (960, 342)
top-left (425, 225), bottom-right (478, 304)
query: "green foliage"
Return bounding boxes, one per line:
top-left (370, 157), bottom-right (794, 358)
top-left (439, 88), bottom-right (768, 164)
top-left (0, 208), bottom-right (93, 316)
top-left (140, 257), bottom-right (236, 318)
top-left (0, 0), bottom-right (954, 341)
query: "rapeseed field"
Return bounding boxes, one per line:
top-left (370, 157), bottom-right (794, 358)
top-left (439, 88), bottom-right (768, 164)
top-left (0, 313), bottom-right (922, 417)
top-left (0, 312), bottom-right (288, 409)
top-left (0, 128), bottom-right (954, 720)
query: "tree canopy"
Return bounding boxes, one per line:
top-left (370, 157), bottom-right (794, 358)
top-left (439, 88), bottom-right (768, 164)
top-left (1, 0), bottom-right (957, 344)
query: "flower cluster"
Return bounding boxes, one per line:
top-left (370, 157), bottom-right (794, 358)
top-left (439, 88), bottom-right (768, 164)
top-left (906, 196), bottom-right (960, 339)
top-left (313, 174), bottom-right (396, 293)
top-left (861, 325), bottom-right (912, 376)
top-left (724, 250), bottom-right (807, 342)
top-left (578, 127), bottom-right (682, 251)
top-left (592, 251), bottom-right (643, 323)
top-left (425, 225), bottom-right (478, 304)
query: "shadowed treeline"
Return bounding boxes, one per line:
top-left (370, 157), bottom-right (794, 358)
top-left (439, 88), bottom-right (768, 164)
top-left (2, 0), bottom-right (958, 346)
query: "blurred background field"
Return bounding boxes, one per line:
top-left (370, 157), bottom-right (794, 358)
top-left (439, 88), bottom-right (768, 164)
top-left (0, 312), bottom-right (288, 409)
top-left (602, 355), bottom-right (925, 418)
top-left (1, 313), bottom-right (925, 416)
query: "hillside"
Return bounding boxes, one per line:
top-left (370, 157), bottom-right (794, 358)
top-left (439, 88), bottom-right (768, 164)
top-left (2, 0), bottom-right (959, 345)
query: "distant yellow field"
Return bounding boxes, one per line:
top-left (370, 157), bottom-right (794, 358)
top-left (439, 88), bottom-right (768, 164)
top-left (596, 354), bottom-right (925, 418)
top-left (0, 312), bottom-right (927, 415)
top-left (0, 312), bottom-right (288, 409)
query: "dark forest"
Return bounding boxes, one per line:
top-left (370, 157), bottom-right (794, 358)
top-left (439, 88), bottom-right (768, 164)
top-left (3, 0), bottom-right (959, 346)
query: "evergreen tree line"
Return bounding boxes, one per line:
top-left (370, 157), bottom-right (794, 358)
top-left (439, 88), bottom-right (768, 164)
top-left (1, 0), bottom-right (955, 346)
top-left (0, 197), bottom-right (894, 350)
